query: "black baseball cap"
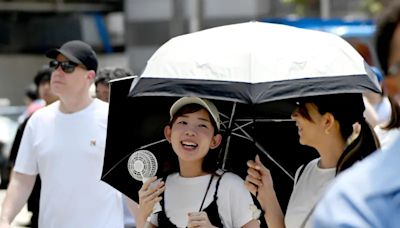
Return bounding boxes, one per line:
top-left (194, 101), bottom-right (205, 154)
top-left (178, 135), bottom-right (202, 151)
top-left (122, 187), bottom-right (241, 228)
top-left (46, 40), bottom-right (98, 72)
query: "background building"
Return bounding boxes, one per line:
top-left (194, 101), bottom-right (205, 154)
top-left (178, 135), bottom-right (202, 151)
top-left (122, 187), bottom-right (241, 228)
top-left (0, 0), bottom-right (382, 105)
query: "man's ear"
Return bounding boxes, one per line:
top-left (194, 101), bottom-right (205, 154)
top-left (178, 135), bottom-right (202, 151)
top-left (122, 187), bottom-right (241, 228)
top-left (210, 134), bottom-right (222, 149)
top-left (87, 70), bottom-right (96, 80)
top-left (164, 125), bottom-right (172, 143)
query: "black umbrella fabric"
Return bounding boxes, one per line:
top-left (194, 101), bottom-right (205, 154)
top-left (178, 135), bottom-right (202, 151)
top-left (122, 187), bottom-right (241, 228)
top-left (101, 22), bottom-right (381, 207)
top-left (102, 76), bottom-right (317, 208)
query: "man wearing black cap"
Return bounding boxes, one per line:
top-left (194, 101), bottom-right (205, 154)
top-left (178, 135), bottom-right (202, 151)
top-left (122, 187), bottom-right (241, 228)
top-left (0, 40), bottom-right (124, 228)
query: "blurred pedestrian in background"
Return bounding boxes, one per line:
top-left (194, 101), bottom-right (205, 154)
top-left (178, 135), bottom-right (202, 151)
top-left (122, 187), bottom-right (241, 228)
top-left (313, 2), bottom-right (400, 227)
top-left (95, 66), bottom-right (138, 228)
top-left (363, 66), bottom-right (392, 128)
top-left (372, 1), bottom-right (400, 149)
top-left (17, 84), bottom-right (44, 125)
top-left (0, 40), bottom-right (124, 228)
top-left (95, 67), bottom-right (133, 103)
top-left (5, 67), bottom-right (58, 228)
top-left (349, 29), bottom-right (390, 128)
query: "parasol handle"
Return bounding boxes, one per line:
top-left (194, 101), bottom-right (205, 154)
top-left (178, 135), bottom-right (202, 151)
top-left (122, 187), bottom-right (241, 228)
top-left (254, 142), bottom-right (294, 181)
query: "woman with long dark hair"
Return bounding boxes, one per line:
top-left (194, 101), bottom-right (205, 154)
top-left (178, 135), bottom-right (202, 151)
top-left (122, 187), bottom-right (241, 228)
top-left (244, 93), bottom-right (380, 228)
top-left (312, 3), bottom-right (400, 226)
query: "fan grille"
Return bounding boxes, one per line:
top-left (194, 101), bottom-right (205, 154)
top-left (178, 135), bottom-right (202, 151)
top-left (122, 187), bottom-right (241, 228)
top-left (127, 150), bottom-right (158, 181)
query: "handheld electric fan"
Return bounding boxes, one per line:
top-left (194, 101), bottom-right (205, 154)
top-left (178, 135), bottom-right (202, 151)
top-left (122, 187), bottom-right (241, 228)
top-left (127, 149), bottom-right (161, 212)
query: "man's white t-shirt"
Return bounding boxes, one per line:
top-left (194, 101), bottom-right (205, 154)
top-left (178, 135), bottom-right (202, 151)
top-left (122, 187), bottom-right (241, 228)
top-left (150, 172), bottom-right (256, 228)
top-left (14, 99), bottom-right (123, 228)
top-left (285, 158), bottom-right (336, 228)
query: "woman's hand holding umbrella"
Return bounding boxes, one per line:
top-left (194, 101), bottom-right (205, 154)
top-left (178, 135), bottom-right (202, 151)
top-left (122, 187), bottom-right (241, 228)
top-left (245, 155), bottom-right (285, 228)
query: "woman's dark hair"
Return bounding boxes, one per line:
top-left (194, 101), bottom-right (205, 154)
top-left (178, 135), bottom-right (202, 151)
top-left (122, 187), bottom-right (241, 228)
top-left (168, 103), bottom-right (221, 174)
top-left (375, 1), bottom-right (400, 130)
top-left (382, 96), bottom-right (400, 130)
top-left (297, 93), bottom-right (380, 174)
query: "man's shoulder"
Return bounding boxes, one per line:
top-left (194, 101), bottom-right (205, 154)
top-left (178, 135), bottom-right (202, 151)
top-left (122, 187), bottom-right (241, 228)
top-left (314, 148), bottom-right (400, 227)
top-left (333, 155), bottom-right (376, 189)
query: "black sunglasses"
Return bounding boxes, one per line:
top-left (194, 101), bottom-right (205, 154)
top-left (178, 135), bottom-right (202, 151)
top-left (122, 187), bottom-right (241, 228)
top-left (49, 60), bottom-right (78, 73)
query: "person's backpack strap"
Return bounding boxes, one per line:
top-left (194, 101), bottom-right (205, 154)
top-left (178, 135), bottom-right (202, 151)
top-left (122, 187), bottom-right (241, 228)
top-left (294, 164), bottom-right (306, 185)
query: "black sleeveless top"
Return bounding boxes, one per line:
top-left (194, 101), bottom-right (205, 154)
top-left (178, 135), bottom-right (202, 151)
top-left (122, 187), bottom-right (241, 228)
top-left (157, 173), bottom-right (224, 228)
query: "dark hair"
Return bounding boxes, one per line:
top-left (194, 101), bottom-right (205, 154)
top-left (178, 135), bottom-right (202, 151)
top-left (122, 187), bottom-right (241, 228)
top-left (375, 2), bottom-right (400, 130)
top-left (297, 93), bottom-right (380, 174)
top-left (336, 118), bottom-right (380, 173)
top-left (169, 103), bottom-right (220, 174)
top-left (34, 67), bottom-right (53, 87)
top-left (382, 96), bottom-right (400, 129)
top-left (95, 67), bottom-right (133, 86)
top-left (375, 1), bottom-right (400, 76)
top-left (25, 84), bottom-right (38, 101)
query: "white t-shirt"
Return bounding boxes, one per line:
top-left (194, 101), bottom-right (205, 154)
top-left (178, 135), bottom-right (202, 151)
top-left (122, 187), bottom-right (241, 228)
top-left (150, 172), bottom-right (256, 228)
top-left (14, 99), bottom-right (123, 228)
top-left (285, 158), bottom-right (336, 228)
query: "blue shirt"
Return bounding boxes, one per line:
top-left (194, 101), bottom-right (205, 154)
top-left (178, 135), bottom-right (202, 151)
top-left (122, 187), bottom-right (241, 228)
top-left (313, 137), bottom-right (400, 228)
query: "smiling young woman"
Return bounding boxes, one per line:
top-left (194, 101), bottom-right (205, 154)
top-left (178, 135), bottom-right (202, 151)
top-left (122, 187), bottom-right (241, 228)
top-left (136, 97), bottom-right (261, 228)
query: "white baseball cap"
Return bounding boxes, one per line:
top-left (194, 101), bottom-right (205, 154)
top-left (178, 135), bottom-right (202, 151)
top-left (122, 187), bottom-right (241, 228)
top-left (170, 97), bottom-right (221, 131)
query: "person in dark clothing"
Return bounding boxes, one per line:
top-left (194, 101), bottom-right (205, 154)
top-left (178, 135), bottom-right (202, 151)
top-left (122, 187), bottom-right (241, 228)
top-left (94, 67), bottom-right (137, 228)
top-left (6, 67), bottom-right (57, 228)
top-left (95, 67), bottom-right (133, 102)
